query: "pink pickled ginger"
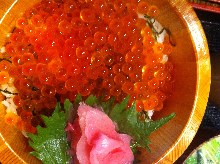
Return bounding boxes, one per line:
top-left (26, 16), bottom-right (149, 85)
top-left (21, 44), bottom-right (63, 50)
top-left (76, 103), bottom-right (134, 164)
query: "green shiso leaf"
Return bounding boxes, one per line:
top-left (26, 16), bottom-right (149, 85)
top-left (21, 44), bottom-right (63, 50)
top-left (85, 94), bottom-right (97, 106)
top-left (108, 96), bottom-right (175, 151)
top-left (28, 99), bottom-right (73, 164)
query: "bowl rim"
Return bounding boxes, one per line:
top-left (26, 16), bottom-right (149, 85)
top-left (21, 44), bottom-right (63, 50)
top-left (154, 0), bottom-right (211, 163)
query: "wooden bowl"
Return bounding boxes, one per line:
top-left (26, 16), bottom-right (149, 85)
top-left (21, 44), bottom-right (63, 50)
top-left (0, 0), bottom-right (211, 163)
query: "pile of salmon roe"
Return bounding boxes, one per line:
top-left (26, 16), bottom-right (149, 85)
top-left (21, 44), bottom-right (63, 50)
top-left (1, 0), bottom-right (174, 133)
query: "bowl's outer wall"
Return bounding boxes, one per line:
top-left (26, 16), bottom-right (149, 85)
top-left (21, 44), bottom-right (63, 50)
top-left (0, 0), bottom-right (210, 163)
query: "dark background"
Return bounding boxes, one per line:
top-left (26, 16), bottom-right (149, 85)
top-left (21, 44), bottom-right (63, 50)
top-left (175, 9), bottom-right (220, 163)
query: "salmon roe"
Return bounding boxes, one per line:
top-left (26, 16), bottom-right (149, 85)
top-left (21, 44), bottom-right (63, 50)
top-left (1, 0), bottom-right (174, 132)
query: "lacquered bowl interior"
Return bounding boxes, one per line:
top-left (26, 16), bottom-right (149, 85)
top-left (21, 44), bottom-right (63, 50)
top-left (0, 0), bottom-right (210, 163)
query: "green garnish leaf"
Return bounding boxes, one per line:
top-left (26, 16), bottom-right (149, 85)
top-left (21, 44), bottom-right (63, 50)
top-left (28, 99), bottom-right (72, 164)
top-left (74, 94), bottom-right (82, 104)
top-left (108, 96), bottom-right (175, 151)
top-left (85, 94), bottom-right (97, 106)
top-left (98, 97), bottom-right (115, 115)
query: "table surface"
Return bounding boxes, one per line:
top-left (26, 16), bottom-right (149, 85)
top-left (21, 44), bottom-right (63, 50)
top-left (176, 9), bottom-right (220, 163)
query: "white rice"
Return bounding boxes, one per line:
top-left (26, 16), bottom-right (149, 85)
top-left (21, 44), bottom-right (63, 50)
top-left (0, 80), bottom-right (17, 114)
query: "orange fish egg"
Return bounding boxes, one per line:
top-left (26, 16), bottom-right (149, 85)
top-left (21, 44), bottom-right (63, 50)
top-left (1, 0), bottom-right (174, 130)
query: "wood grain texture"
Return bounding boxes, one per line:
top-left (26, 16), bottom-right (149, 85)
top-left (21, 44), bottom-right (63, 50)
top-left (0, 118), bottom-right (40, 164)
top-left (0, 0), bottom-right (210, 163)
